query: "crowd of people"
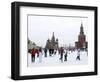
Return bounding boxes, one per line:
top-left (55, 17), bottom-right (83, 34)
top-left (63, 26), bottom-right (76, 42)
top-left (28, 47), bottom-right (87, 63)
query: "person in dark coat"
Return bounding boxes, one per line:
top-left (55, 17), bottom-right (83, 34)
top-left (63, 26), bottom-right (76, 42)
top-left (64, 50), bottom-right (68, 61)
top-left (52, 49), bottom-right (54, 54)
top-left (59, 47), bottom-right (64, 62)
top-left (49, 49), bottom-right (52, 56)
top-left (44, 48), bottom-right (47, 57)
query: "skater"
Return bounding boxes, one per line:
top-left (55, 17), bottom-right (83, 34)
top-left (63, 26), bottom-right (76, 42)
top-left (44, 48), bottom-right (47, 57)
top-left (49, 49), bottom-right (52, 56)
top-left (64, 50), bottom-right (68, 61)
top-left (59, 47), bottom-right (64, 62)
top-left (31, 48), bottom-right (37, 62)
top-left (52, 49), bottom-right (54, 54)
top-left (39, 47), bottom-right (43, 63)
top-left (49, 49), bottom-right (51, 56)
top-left (76, 49), bottom-right (80, 60)
top-left (51, 49), bottom-right (54, 55)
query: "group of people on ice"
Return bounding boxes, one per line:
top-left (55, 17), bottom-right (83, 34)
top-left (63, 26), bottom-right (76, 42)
top-left (28, 47), bottom-right (83, 63)
top-left (43, 47), bottom-right (69, 62)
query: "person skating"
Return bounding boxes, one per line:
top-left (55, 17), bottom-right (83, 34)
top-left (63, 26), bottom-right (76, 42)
top-left (64, 50), bottom-right (68, 61)
top-left (49, 49), bottom-right (51, 56)
top-left (49, 49), bottom-right (53, 56)
top-left (59, 47), bottom-right (64, 62)
top-left (44, 48), bottom-right (47, 57)
top-left (31, 48), bottom-right (37, 62)
top-left (52, 49), bottom-right (54, 54)
top-left (76, 49), bottom-right (80, 60)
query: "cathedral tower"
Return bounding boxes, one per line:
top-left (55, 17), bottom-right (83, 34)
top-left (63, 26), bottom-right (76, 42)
top-left (45, 32), bottom-right (59, 50)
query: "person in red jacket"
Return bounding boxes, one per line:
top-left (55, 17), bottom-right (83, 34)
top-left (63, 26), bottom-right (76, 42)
top-left (31, 48), bottom-right (36, 62)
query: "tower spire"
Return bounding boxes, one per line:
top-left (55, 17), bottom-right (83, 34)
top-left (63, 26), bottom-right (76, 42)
top-left (51, 32), bottom-right (55, 42)
top-left (80, 22), bottom-right (84, 35)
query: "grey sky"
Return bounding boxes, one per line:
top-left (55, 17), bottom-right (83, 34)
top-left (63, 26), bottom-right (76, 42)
top-left (28, 15), bottom-right (88, 48)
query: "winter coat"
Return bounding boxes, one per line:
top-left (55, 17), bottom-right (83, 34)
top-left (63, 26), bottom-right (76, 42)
top-left (31, 49), bottom-right (36, 56)
top-left (60, 48), bottom-right (64, 54)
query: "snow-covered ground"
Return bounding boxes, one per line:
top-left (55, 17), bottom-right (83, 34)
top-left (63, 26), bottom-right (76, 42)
top-left (28, 50), bottom-right (88, 67)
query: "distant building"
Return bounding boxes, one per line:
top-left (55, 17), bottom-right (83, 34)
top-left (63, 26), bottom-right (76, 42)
top-left (45, 32), bottom-right (59, 50)
top-left (75, 23), bottom-right (88, 49)
top-left (28, 39), bottom-right (38, 49)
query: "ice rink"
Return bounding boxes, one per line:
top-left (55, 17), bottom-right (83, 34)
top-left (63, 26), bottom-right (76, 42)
top-left (28, 50), bottom-right (88, 67)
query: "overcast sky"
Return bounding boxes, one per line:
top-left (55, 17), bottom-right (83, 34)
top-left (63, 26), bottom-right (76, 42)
top-left (28, 15), bottom-right (88, 48)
